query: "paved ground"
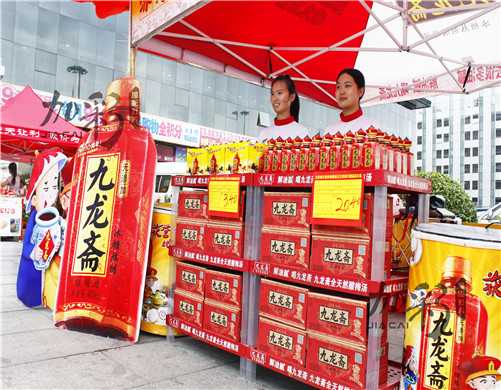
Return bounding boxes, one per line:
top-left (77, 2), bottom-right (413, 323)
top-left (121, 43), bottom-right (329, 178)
top-left (1, 238), bottom-right (404, 389)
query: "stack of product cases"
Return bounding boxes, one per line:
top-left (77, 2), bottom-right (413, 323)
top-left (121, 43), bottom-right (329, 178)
top-left (174, 189), bottom-right (246, 343)
top-left (257, 190), bottom-right (391, 389)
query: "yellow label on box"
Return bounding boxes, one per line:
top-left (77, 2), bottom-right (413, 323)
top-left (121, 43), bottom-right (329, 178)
top-left (187, 148), bottom-right (208, 175)
top-left (72, 154), bottom-right (119, 277)
top-left (312, 173), bottom-right (364, 226)
top-left (208, 175), bottom-right (241, 217)
top-left (208, 145), bottom-right (226, 175)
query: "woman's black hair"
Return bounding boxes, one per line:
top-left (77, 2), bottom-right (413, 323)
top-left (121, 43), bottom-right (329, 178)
top-left (8, 162), bottom-right (17, 186)
top-left (272, 74), bottom-right (300, 122)
top-left (337, 68), bottom-right (365, 101)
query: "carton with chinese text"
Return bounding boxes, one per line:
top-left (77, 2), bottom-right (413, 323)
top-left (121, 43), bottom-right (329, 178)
top-left (263, 192), bottom-right (311, 231)
top-left (173, 288), bottom-right (204, 328)
top-left (175, 218), bottom-right (206, 252)
top-left (187, 148), bottom-right (208, 175)
top-left (178, 190), bottom-right (208, 220)
top-left (203, 299), bottom-right (241, 343)
top-left (205, 222), bottom-right (244, 259)
top-left (261, 227), bottom-right (310, 270)
top-left (175, 261), bottom-right (205, 297)
top-left (207, 144), bottom-right (226, 175)
top-left (204, 268), bottom-right (242, 308)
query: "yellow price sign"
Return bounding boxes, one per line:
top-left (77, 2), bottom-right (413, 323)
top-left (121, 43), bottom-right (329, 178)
top-left (208, 175), bottom-right (241, 218)
top-left (311, 173), bottom-right (364, 226)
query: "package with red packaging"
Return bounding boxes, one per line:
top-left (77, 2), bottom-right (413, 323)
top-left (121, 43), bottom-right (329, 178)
top-left (263, 192), bottom-right (311, 231)
top-left (178, 190), bottom-right (208, 220)
top-left (259, 278), bottom-right (308, 329)
top-left (260, 227), bottom-right (310, 270)
top-left (205, 222), bottom-right (244, 258)
top-left (203, 299), bottom-right (241, 343)
top-left (175, 261), bottom-right (205, 297)
top-left (257, 316), bottom-right (307, 367)
top-left (310, 234), bottom-right (371, 280)
top-left (208, 190), bottom-right (245, 225)
top-left (306, 332), bottom-right (368, 388)
top-left (307, 291), bottom-right (369, 347)
top-left (204, 268), bottom-right (242, 308)
top-left (173, 288), bottom-right (204, 328)
top-left (175, 218), bottom-right (206, 251)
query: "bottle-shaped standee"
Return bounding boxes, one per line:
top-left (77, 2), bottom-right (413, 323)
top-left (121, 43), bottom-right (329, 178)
top-left (418, 256), bottom-right (488, 389)
top-left (329, 132), bottom-right (343, 171)
top-left (318, 133), bottom-right (333, 171)
top-left (340, 131), bottom-right (355, 170)
top-left (281, 137), bottom-right (294, 173)
top-left (272, 137), bottom-right (284, 173)
top-left (54, 78), bottom-right (157, 342)
top-left (352, 129), bottom-right (366, 170)
top-left (297, 135), bottom-right (311, 172)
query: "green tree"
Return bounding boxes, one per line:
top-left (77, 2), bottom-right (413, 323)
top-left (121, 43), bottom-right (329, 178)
top-left (416, 171), bottom-right (477, 223)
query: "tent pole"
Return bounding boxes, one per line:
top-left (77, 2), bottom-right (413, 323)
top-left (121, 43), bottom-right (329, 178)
top-left (127, 0), bottom-right (136, 79)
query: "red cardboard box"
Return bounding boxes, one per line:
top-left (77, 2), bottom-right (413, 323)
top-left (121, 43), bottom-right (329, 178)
top-left (261, 227), bottom-right (310, 270)
top-left (176, 261), bottom-right (205, 297)
top-left (306, 332), bottom-right (367, 389)
top-left (205, 222), bottom-right (244, 258)
top-left (203, 299), bottom-right (241, 343)
top-left (263, 192), bottom-right (311, 230)
top-left (204, 269), bottom-right (242, 308)
top-left (310, 234), bottom-right (371, 280)
top-left (259, 278), bottom-right (308, 330)
top-left (173, 289), bottom-right (204, 329)
top-left (176, 218), bottom-right (206, 252)
top-left (307, 292), bottom-right (369, 347)
top-left (257, 316), bottom-right (307, 367)
top-left (178, 190), bottom-right (208, 220)
top-left (208, 190), bottom-right (245, 225)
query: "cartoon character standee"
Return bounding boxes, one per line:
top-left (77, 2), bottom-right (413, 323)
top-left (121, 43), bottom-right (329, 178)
top-left (17, 149), bottom-right (67, 307)
top-left (463, 355), bottom-right (501, 389)
top-left (144, 267), bottom-right (158, 299)
top-left (404, 345), bottom-right (419, 390)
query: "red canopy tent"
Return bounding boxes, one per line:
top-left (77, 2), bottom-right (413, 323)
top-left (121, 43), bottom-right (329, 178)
top-left (0, 86), bottom-right (85, 164)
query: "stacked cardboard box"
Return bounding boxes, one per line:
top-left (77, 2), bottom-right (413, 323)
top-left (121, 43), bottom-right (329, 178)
top-left (176, 190), bottom-right (208, 252)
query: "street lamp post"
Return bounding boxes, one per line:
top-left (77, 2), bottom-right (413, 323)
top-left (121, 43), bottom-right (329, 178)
top-left (240, 110), bottom-right (249, 134)
top-left (67, 65), bottom-right (88, 99)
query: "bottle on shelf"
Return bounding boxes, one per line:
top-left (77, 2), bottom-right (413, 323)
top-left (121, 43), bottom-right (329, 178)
top-left (272, 137), bottom-right (284, 173)
top-left (318, 133), bottom-right (333, 171)
top-left (281, 137), bottom-right (294, 173)
top-left (307, 133), bottom-right (323, 172)
top-left (403, 137), bottom-right (414, 176)
top-left (263, 139), bottom-right (276, 173)
top-left (340, 131), bottom-right (355, 170)
top-left (363, 126), bottom-right (381, 170)
top-left (329, 132), bottom-right (343, 171)
top-left (297, 135), bottom-right (312, 172)
top-left (352, 129), bottom-right (366, 170)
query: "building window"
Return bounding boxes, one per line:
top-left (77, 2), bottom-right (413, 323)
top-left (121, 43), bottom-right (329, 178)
top-left (472, 181), bottom-right (478, 190)
top-left (496, 197), bottom-right (501, 204)
top-left (436, 166), bottom-right (442, 173)
top-left (417, 122), bottom-right (423, 129)
top-left (464, 181), bottom-right (470, 190)
top-left (496, 162), bottom-right (501, 172)
top-left (465, 132), bottom-right (471, 140)
top-left (473, 114), bottom-right (479, 119)
top-left (417, 151), bottom-right (422, 160)
top-left (496, 112), bottom-right (501, 121)
top-left (437, 119), bottom-right (442, 127)
top-left (437, 134), bottom-right (442, 141)
top-left (417, 166), bottom-right (422, 173)
top-left (472, 197), bottom-right (478, 205)
top-left (443, 165), bottom-right (449, 175)
top-left (465, 148), bottom-right (471, 157)
top-left (465, 116), bottom-right (471, 124)
top-left (444, 150), bottom-right (449, 158)
top-left (465, 164), bottom-right (470, 173)
top-left (444, 118), bottom-right (449, 126)
top-left (417, 136), bottom-right (422, 145)
top-left (496, 128), bottom-right (501, 138)
top-left (436, 150), bottom-right (442, 159)
top-left (472, 164), bottom-right (478, 173)
top-left (444, 133), bottom-right (449, 142)
top-left (472, 147), bottom-right (478, 157)
top-left (473, 131), bottom-right (478, 140)
top-left (496, 180), bottom-right (501, 190)
top-left (497, 145), bottom-right (501, 155)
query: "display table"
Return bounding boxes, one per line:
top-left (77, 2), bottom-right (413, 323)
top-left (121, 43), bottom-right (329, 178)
top-left (0, 197), bottom-right (23, 237)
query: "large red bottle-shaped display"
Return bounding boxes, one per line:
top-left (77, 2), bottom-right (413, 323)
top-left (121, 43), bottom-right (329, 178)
top-left (418, 256), bottom-right (488, 389)
top-left (54, 78), bottom-right (157, 342)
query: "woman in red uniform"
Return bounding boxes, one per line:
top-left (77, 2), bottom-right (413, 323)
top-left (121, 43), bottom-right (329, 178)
top-left (257, 75), bottom-right (309, 143)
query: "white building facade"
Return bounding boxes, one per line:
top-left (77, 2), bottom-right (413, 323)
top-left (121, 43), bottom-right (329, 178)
top-left (415, 86), bottom-right (501, 208)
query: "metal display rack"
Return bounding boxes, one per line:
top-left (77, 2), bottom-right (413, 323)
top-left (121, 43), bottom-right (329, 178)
top-left (167, 172), bottom-right (431, 390)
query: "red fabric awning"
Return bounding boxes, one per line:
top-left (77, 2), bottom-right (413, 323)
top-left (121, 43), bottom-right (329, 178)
top-left (1, 86), bottom-right (86, 163)
top-left (74, 0), bottom-right (129, 19)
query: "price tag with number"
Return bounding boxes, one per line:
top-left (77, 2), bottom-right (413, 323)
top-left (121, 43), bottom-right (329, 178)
top-left (311, 173), bottom-right (364, 226)
top-left (208, 175), bottom-right (241, 218)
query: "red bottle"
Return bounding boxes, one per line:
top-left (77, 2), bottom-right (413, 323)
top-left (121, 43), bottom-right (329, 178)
top-left (390, 135), bottom-right (400, 173)
top-left (289, 136), bottom-right (302, 173)
top-left (307, 133), bottom-right (323, 172)
top-left (297, 135), bottom-right (311, 172)
top-left (352, 129), bottom-right (366, 170)
top-left (340, 131), bottom-right (355, 170)
top-left (363, 126), bottom-right (381, 170)
top-left (272, 137), bottom-right (284, 173)
top-left (281, 137), bottom-right (293, 173)
top-left (54, 78), bottom-right (157, 342)
top-left (329, 132), bottom-right (343, 171)
top-left (418, 256), bottom-right (488, 390)
top-left (318, 133), bottom-right (333, 171)
top-left (403, 138), bottom-right (414, 176)
top-left (263, 139), bottom-right (276, 173)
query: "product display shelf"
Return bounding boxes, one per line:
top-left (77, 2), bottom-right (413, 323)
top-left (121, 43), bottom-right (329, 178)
top-left (170, 246), bottom-right (251, 272)
top-left (167, 315), bottom-right (249, 358)
top-left (170, 172), bottom-right (431, 390)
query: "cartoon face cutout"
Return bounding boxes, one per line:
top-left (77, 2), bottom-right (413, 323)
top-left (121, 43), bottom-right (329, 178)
top-left (145, 277), bottom-right (156, 288)
top-left (31, 164), bottom-right (60, 212)
top-left (468, 374), bottom-right (497, 389)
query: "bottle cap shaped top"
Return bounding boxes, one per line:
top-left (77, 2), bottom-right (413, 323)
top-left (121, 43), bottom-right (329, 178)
top-left (442, 256), bottom-right (473, 290)
top-left (103, 78), bottom-right (141, 124)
